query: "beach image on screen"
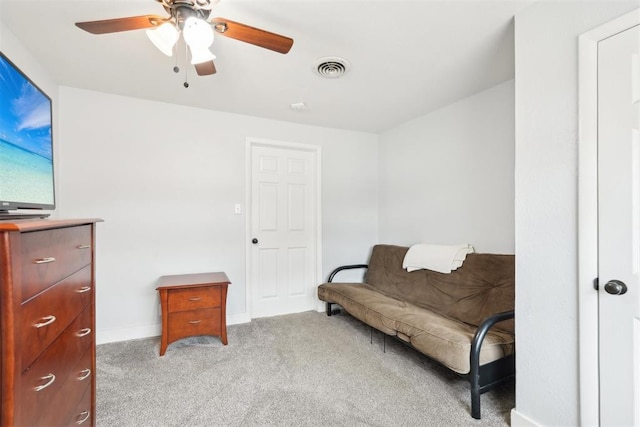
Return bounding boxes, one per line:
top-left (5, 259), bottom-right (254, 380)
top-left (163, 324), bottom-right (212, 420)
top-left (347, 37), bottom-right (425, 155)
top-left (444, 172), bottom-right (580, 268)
top-left (0, 55), bottom-right (54, 207)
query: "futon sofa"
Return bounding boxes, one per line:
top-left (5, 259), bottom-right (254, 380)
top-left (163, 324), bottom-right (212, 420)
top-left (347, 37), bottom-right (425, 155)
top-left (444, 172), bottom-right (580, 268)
top-left (317, 244), bottom-right (515, 419)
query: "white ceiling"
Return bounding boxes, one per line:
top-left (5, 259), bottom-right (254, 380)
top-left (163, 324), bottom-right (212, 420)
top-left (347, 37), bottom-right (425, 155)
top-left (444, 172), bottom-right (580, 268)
top-left (0, 0), bottom-right (534, 133)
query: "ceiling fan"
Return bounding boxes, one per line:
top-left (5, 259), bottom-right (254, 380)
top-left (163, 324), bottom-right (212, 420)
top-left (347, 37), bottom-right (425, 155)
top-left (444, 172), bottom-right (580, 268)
top-left (75, 0), bottom-right (294, 76)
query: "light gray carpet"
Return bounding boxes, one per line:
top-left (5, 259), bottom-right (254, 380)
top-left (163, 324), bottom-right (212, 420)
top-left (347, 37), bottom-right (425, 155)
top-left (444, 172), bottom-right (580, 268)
top-left (96, 311), bottom-right (514, 426)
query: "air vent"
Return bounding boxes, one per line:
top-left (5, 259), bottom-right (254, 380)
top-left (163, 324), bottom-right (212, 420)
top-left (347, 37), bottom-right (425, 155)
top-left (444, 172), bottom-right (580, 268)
top-left (313, 57), bottom-right (351, 79)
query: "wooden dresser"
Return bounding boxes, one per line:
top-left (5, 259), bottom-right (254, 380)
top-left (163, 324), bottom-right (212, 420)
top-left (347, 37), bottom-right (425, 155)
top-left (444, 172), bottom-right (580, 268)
top-left (0, 218), bottom-right (101, 426)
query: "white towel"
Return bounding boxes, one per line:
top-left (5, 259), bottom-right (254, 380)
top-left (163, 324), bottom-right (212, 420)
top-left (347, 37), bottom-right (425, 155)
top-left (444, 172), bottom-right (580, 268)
top-left (402, 243), bottom-right (475, 274)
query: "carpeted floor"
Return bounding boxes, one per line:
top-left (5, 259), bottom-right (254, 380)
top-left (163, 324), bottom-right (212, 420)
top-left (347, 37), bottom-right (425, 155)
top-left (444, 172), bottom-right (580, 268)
top-left (96, 311), bottom-right (514, 426)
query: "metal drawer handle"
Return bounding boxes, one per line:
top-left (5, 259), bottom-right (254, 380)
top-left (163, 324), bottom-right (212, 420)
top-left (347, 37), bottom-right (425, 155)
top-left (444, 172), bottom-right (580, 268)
top-left (76, 411), bottom-right (90, 425)
top-left (34, 373), bottom-right (56, 391)
top-left (34, 315), bottom-right (56, 328)
top-left (76, 328), bottom-right (92, 337)
top-left (77, 368), bottom-right (91, 381)
top-left (77, 244), bottom-right (91, 250)
top-left (33, 257), bottom-right (56, 264)
top-left (188, 320), bottom-right (202, 324)
top-left (188, 297), bottom-right (202, 301)
top-left (76, 286), bottom-right (92, 293)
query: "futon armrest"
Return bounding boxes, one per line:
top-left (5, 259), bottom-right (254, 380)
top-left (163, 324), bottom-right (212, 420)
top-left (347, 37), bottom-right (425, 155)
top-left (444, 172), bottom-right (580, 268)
top-left (471, 310), bottom-right (514, 357)
top-left (469, 310), bottom-right (515, 419)
top-left (469, 310), bottom-right (515, 381)
top-left (327, 264), bottom-right (368, 282)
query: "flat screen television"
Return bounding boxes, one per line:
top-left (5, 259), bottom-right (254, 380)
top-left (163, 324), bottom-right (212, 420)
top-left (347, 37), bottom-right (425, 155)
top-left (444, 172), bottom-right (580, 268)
top-left (0, 51), bottom-right (55, 219)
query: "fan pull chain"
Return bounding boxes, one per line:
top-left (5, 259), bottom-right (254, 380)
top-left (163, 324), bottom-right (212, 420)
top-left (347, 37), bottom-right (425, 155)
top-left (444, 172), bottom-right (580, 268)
top-left (183, 40), bottom-right (190, 88)
top-left (171, 37), bottom-right (189, 88)
top-left (173, 43), bottom-right (180, 74)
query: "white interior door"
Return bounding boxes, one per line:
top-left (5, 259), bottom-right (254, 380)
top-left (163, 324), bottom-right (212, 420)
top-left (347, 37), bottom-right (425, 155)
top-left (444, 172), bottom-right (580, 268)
top-left (598, 24), bottom-right (640, 427)
top-left (249, 142), bottom-right (318, 318)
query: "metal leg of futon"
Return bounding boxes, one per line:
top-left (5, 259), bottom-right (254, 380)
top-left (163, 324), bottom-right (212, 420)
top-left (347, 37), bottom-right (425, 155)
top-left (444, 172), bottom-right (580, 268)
top-left (326, 302), bottom-right (341, 316)
top-left (369, 329), bottom-right (387, 352)
top-left (470, 379), bottom-right (481, 419)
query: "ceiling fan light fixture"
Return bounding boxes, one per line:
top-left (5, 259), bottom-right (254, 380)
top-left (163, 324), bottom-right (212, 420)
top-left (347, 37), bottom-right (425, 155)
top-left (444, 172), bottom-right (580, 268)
top-left (146, 22), bottom-right (179, 56)
top-left (183, 17), bottom-right (214, 49)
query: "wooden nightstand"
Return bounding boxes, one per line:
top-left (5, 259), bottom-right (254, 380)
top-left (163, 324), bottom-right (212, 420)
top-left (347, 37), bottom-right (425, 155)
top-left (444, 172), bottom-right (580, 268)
top-left (156, 272), bottom-right (231, 356)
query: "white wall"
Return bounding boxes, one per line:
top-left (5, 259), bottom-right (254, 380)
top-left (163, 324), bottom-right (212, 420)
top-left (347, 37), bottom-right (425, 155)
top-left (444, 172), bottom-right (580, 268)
top-left (378, 80), bottom-right (515, 253)
top-left (513, 2), bottom-right (639, 426)
top-left (56, 87), bottom-right (379, 343)
top-left (0, 14), bottom-right (56, 102)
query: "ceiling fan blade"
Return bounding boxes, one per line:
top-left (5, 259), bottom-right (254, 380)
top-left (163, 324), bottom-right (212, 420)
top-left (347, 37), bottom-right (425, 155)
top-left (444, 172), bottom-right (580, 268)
top-left (195, 61), bottom-right (217, 76)
top-left (211, 18), bottom-right (293, 54)
top-left (75, 15), bottom-right (166, 35)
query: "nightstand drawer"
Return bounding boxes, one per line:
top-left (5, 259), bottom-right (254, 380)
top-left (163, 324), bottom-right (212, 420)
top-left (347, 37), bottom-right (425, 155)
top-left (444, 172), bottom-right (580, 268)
top-left (167, 286), bottom-right (221, 313)
top-left (167, 307), bottom-right (221, 341)
top-left (20, 265), bottom-right (93, 369)
top-left (21, 225), bottom-right (93, 302)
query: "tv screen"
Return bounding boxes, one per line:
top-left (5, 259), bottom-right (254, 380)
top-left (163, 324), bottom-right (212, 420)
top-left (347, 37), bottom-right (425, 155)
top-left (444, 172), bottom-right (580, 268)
top-left (0, 51), bottom-right (55, 217)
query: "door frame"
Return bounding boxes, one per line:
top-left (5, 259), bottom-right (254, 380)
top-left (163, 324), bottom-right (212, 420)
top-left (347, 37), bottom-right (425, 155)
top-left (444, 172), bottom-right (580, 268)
top-left (578, 9), bottom-right (639, 426)
top-left (244, 137), bottom-right (323, 319)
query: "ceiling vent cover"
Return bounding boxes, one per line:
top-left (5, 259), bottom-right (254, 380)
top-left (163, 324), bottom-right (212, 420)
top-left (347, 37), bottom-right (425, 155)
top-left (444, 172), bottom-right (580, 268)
top-left (313, 57), bottom-right (351, 79)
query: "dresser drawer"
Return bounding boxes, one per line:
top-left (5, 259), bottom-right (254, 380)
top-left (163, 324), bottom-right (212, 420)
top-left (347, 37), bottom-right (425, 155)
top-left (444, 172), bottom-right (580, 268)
top-left (21, 225), bottom-right (93, 302)
top-left (19, 305), bottom-right (93, 426)
top-left (167, 307), bottom-right (221, 341)
top-left (22, 348), bottom-right (92, 427)
top-left (68, 380), bottom-right (93, 427)
top-left (20, 266), bottom-right (93, 369)
top-left (65, 347), bottom-right (93, 427)
top-left (167, 286), bottom-right (221, 313)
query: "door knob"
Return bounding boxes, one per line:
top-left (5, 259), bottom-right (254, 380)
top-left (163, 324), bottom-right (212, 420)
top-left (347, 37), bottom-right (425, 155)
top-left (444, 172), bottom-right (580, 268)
top-left (252, 238), bottom-right (258, 244)
top-left (604, 279), bottom-right (627, 295)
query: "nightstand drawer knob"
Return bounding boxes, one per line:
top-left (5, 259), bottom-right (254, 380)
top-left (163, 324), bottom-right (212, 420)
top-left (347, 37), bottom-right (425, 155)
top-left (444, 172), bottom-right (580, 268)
top-left (189, 320), bottom-right (202, 324)
top-left (33, 257), bottom-right (56, 264)
top-left (77, 244), bottom-right (91, 250)
top-left (188, 297), bottom-right (202, 301)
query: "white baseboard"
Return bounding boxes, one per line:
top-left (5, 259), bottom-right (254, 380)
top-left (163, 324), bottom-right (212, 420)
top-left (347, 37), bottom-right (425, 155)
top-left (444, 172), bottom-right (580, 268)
top-left (96, 323), bottom-right (160, 345)
top-left (228, 312), bottom-right (251, 326)
top-left (96, 312), bottom-right (252, 345)
top-left (511, 409), bottom-right (541, 427)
